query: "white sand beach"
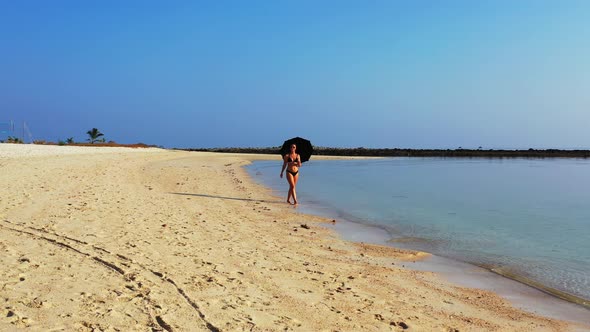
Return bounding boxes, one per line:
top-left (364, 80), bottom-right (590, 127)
top-left (0, 143), bottom-right (586, 331)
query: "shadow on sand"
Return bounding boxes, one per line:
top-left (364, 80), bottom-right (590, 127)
top-left (169, 192), bottom-right (282, 204)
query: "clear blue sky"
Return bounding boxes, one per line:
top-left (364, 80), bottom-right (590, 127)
top-left (1, 1), bottom-right (589, 148)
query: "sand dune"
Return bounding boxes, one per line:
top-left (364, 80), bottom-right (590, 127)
top-left (0, 143), bottom-right (584, 331)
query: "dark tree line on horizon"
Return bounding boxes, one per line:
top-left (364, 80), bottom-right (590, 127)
top-left (177, 147), bottom-right (590, 158)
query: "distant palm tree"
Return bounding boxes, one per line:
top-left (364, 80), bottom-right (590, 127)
top-left (86, 128), bottom-right (104, 144)
top-left (66, 137), bottom-right (75, 144)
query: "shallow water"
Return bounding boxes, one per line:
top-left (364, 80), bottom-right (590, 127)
top-left (247, 157), bottom-right (590, 304)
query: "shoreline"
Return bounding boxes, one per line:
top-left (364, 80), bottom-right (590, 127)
top-left (245, 158), bottom-right (590, 326)
top-left (1, 144), bottom-right (588, 331)
top-left (324, 218), bottom-right (590, 326)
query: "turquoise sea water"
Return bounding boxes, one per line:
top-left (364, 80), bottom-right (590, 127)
top-left (247, 157), bottom-right (590, 303)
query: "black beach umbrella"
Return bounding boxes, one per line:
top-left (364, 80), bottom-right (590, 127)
top-left (280, 137), bottom-right (313, 163)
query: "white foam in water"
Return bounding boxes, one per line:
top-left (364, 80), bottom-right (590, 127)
top-left (247, 158), bottom-right (590, 325)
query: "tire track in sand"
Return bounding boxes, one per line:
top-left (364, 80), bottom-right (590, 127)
top-left (1, 219), bottom-right (220, 332)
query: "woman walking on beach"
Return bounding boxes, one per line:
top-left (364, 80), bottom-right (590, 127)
top-left (280, 144), bottom-right (301, 205)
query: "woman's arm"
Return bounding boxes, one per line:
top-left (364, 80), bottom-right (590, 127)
top-left (280, 155), bottom-right (287, 178)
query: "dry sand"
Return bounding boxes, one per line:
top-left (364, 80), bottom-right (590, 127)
top-left (0, 143), bottom-right (587, 331)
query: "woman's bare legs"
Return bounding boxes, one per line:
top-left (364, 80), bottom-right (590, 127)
top-left (286, 173), bottom-right (299, 205)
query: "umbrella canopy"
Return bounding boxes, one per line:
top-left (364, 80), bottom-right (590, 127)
top-left (280, 137), bottom-right (313, 163)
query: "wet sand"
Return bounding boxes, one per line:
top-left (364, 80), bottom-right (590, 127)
top-left (1, 143), bottom-right (588, 331)
top-left (305, 214), bottom-right (590, 327)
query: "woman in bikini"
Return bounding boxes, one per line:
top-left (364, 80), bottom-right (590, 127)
top-left (280, 143), bottom-right (301, 205)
